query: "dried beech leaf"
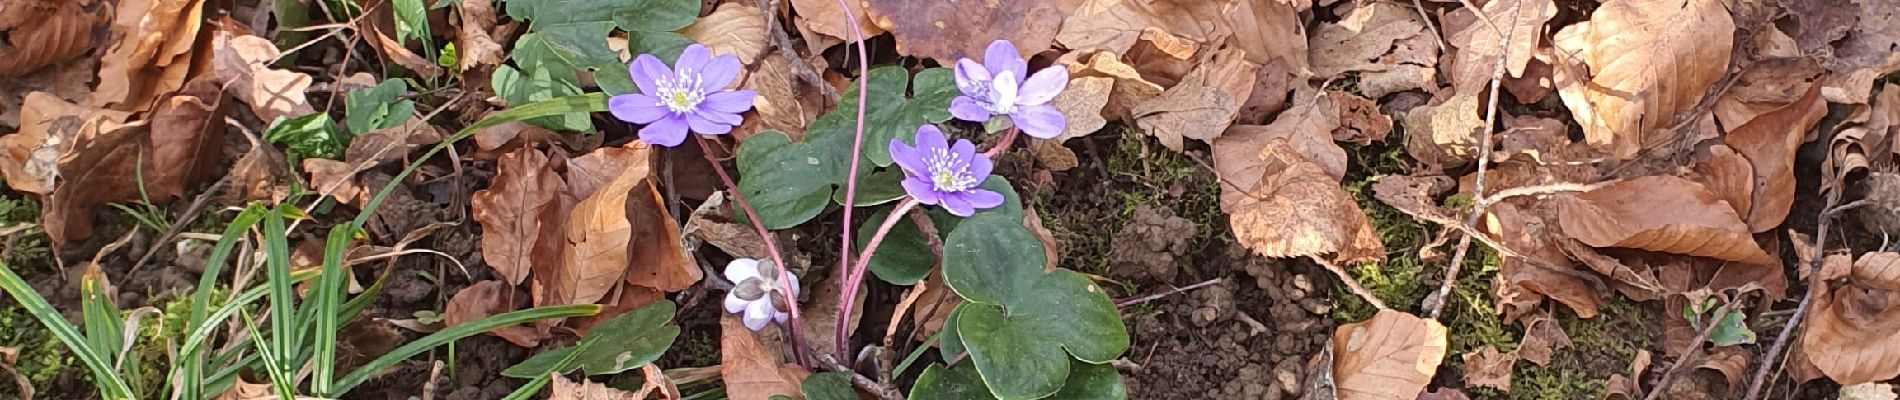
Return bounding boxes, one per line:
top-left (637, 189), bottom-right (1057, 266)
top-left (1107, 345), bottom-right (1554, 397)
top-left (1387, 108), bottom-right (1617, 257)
top-left (1221, 137), bottom-right (1384, 265)
top-left (473, 148), bottom-right (564, 286)
top-left (456, 0), bottom-right (505, 72)
top-left (790, 0), bottom-right (884, 43)
top-left (1401, 93), bottom-right (1484, 168)
top-left (1554, 176), bottom-right (1775, 265)
top-left (1550, 0), bottom-right (1734, 159)
top-left (1050, 76), bottom-right (1113, 144)
top-left (0, 93), bottom-right (130, 195)
top-left (1131, 49), bottom-right (1259, 152)
top-left (863, 0), bottom-right (1062, 64)
top-left (91, 0), bottom-right (208, 110)
top-left (1308, 2), bottom-right (1438, 97)
top-left (1215, 95), bottom-right (1349, 186)
top-left (1331, 309), bottom-right (1448, 400)
top-left (0, 0), bottom-right (109, 77)
top-left (623, 177), bottom-right (700, 292)
top-left (681, 3), bottom-right (767, 66)
top-left (1817, 0), bottom-right (1899, 104)
top-left (1062, 51), bottom-right (1164, 119)
top-left (1446, 0), bottom-right (1557, 95)
top-left (550, 373), bottom-right (641, 400)
top-left (1694, 145), bottom-right (1755, 221)
top-left (1371, 174), bottom-right (1456, 223)
top-left (1722, 64), bottom-right (1827, 232)
top-left (1462, 346), bottom-right (1515, 393)
top-left (740, 55), bottom-right (826, 142)
top-left (1803, 285), bottom-right (1900, 385)
top-left (1854, 252), bottom-right (1900, 291)
top-left (371, 29), bottom-right (443, 79)
top-left (213, 32), bottom-right (316, 123)
top-left (303, 158), bottom-right (362, 205)
top-left (445, 280), bottom-right (545, 347)
top-left (721, 315), bottom-right (808, 400)
top-left (545, 145), bottom-right (652, 306)
top-left (1557, 239), bottom-right (1664, 302)
top-left (1514, 311), bottom-right (1572, 366)
top-left (1056, 0), bottom-right (1226, 58)
top-left (1486, 202), bottom-right (1603, 319)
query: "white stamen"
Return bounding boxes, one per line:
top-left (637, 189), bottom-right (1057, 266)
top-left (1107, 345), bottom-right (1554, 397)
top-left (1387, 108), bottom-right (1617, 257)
top-left (655, 68), bottom-right (707, 114)
top-left (925, 147), bottom-right (978, 192)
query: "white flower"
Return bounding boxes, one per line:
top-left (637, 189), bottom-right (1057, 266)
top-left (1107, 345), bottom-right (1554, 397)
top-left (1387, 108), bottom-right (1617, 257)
top-left (723, 258), bottom-right (801, 331)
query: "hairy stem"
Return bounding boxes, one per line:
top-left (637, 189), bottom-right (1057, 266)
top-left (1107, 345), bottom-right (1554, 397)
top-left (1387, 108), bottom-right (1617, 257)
top-left (983, 126), bottom-right (1020, 159)
top-left (833, 0), bottom-right (873, 363)
top-left (837, 198), bottom-right (922, 358)
top-left (695, 134), bottom-right (809, 367)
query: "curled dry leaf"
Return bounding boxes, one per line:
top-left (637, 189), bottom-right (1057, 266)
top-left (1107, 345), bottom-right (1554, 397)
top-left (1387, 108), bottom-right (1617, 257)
top-left (445, 280), bottom-right (546, 347)
top-left (1663, 346), bottom-right (1750, 398)
top-left (1462, 346), bottom-right (1515, 393)
top-left (456, 0), bottom-right (505, 72)
top-left (1550, 0), bottom-right (1734, 159)
top-left (740, 54), bottom-right (827, 142)
top-left (863, 0), bottom-right (1063, 64)
top-left (550, 373), bottom-right (641, 400)
top-left (1308, 2), bottom-right (1437, 98)
top-left (682, 3), bottom-right (766, 66)
top-left (1556, 239), bottom-right (1663, 302)
top-left (1061, 51), bottom-right (1163, 119)
top-left (1056, 0), bottom-right (1227, 59)
top-left (1802, 284), bottom-right (1900, 385)
top-left (0, 345), bottom-right (30, 400)
top-left (473, 147), bottom-right (564, 286)
top-left (1841, 383), bottom-right (1900, 400)
top-left (1514, 311), bottom-right (1572, 366)
top-left (371, 28), bottom-right (443, 79)
top-left (1721, 61), bottom-right (1827, 233)
top-left (1330, 309), bottom-right (1447, 400)
top-left (1216, 94), bottom-right (1349, 184)
top-left (1217, 136), bottom-right (1383, 265)
top-left (1855, 252), bottom-right (1900, 291)
top-left (1486, 202), bottom-right (1603, 319)
top-left (0, 92), bottom-right (131, 195)
top-left (1554, 176), bottom-right (1776, 265)
top-left (1818, 0), bottom-right (1899, 104)
top-left (721, 315), bottom-right (809, 400)
top-left (1603, 349), bottom-right (1652, 400)
top-left (1445, 0), bottom-right (1557, 95)
top-left (212, 31), bottom-right (316, 122)
top-left (303, 158), bottom-right (363, 204)
top-left (1131, 48), bottom-right (1259, 152)
top-left (790, 0), bottom-right (885, 43)
top-left (1401, 93), bottom-right (1484, 168)
top-left (1693, 145), bottom-right (1754, 221)
top-left (91, 0), bottom-right (208, 111)
top-left (0, 0), bottom-right (109, 78)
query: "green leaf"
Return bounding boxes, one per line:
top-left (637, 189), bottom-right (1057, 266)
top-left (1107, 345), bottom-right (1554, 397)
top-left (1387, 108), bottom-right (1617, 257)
top-left (736, 131), bottom-right (834, 229)
top-left (613, 0), bottom-right (698, 31)
top-left (506, 0), bottom-right (697, 95)
top-left (344, 79), bottom-right (416, 135)
top-left (938, 302), bottom-right (966, 360)
top-left (1708, 310), bottom-right (1756, 347)
top-left (833, 168), bottom-right (907, 207)
top-left (503, 301), bottom-right (681, 378)
top-left (858, 206), bottom-right (934, 285)
top-left (800, 372), bottom-right (858, 400)
top-left (393, 0), bottom-right (431, 45)
top-left (494, 65), bottom-right (594, 132)
top-left (0, 262), bottom-right (136, 399)
top-left (437, 42), bottom-right (459, 69)
top-left (266, 114), bottom-right (347, 161)
top-left (943, 214), bottom-right (1129, 400)
top-left (909, 360), bottom-right (1125, 400)
top-left (806, 67), bottom-right (959, 170)
top-left (927, 176), bottom-right (1023, 234)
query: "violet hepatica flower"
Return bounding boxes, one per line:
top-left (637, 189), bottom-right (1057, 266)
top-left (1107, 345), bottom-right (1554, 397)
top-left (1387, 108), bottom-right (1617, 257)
top-left (950, 40), bottom-right (1068, 139)
top-left (723, 258), bottom-right (800, 331)
top-left (889, 125), bottom-right (1004, 217)
top-left (610, 44), bottom-right (757, 147)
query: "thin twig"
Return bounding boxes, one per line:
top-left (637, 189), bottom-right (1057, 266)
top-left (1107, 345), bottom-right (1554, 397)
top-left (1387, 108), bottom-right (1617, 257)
top-left (1407, 0), bottom-right (1446, 51)
top-left (815, 355), bottom-right (904, 400)
top-left (1644, 297), bottom-right (1743, 400)
top-left (129, 174), bottom-right (233, 274)
top-left (1116, 278), bottom-right (1223, 308)
top-left (1742, 190), bottom-right (1844, 400)
top-left (1310, 256), bottom-right (1387, 310)
top-left (1477, 181), bottom-right (1610, 208)
top-left (1428, 1), bottom-right (1519, 320)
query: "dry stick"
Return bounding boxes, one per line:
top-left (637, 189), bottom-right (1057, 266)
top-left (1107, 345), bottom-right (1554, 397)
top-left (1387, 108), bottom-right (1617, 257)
top-left (694, 134), bottom-right (812, 367)
top-left (1427, 2), bottom-right (1519, 320)
top-left (1742, 191), bottom-right (1846, 400)
top-left (1643, 298), bottom-right (1744, 400)
top-left (833, 0), bottom-right (875, 363)
top-left (129, 173), bottom-right (233, 274)
top-left (815, 355), bottom-right (905, 400)
top-left (1310, 256), bottom-right (1388, 310)
top-left (1116, 278), bottom-right (1224, 308)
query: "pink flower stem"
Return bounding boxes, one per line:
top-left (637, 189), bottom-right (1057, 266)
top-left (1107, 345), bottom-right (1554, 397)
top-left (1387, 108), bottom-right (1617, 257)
top-left (833, 0), bottom-right (872, 363)
top-left (982, 126), bottom-right (1019, 159)
top-left (836, 198), bottom-right (921, 357)
top-left (694, 134), bottom-right (810, 367)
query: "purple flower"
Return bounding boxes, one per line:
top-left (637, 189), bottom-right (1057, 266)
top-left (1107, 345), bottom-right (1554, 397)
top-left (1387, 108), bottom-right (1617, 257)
top-left (723, 258), bottom-right (800, 331)
top-left (949, 40), bottom-right (1068, 139)
top-left (889, 125), bottom-right (1004, 217)
top-left (609, 44), bottom-right (758, 147)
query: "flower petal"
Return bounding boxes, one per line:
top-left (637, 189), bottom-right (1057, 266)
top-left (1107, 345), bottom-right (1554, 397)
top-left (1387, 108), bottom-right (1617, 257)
top-left (1011, 104), bottom-right (1067, 139)
top-left (699, 54), bottom-right (743, 90)
top-left (902, 177), bottom-right (943, 205)
top-left (696, 110), bottom-right (743, 126)
top-left (686, 113), bottom-right (733, 135)
top-left (955, 59), bottom-right (992, 95)
top-left (968, 152), bottom-right (994, 182)
top-left (949, 96), bottom-right (993, 122)
top-left (631, 54), bottom-right (672, 96)
top-left (773, 310), bottom-right (791, 324)
top-left (983, 40), bottom-right (1026, 83)
top-left (1016, 67), bottom-right (1068, 106)
top-left (991, 70), bottom-right (1020, 111)
top-left (782, 269), bottom-right (800, 297)
top-left (701, 90), bottom-right (757, 114)
top-left (724, 293), bottom-right (749, 314)
top-left (724, 258), bottom-right (762, 284)
top-left (743, 300), bottom-right (773, 331)
top-left (640, 115), bottom-right (691, 147)
top-left (889, 137), bottom-right (927, 176)
top-left (609, 94), bottom-right (669, 124)
top-left (916, 124), bottom-right (949, 152)
top-left (950, 138), bottom-right (976, 164)
top-left (962, 188), bottom-right (1005, 210)
top-left (676, 44), bottom-right (712, 74)
top-left (939, 192), bottom-right (976, 217)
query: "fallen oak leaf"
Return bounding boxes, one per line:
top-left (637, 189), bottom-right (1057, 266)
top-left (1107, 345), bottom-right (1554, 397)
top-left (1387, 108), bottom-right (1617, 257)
top-left (1331, 309), bottom-right (1447, 400)
top-left (1550, 0), bottom-right (1734, 159)
top-left (1554, 176), bottom-right (1776, 265)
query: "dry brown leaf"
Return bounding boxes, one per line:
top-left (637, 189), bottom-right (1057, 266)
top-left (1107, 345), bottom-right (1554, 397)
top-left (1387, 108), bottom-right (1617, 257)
top-left (1025, 207), bottom-right (1060, 272)
top-left (862, 0), bottom-right (1062, 64)
top-left (473, 147), bottom-right (564, 286)
top-left (0, 0), bottom-right (109, 78)
top-left (1445, 0), bottom-right (1557, 95)
top-left (456, 0), bottom-right (505, 72)
top-left (1557, 239), bottom-right (1663, 302)
top-left (542, 146), bottom-right (651, 307)
top-left (721, 315), bottom-right (809, 400)
top-left (1514, 311), bottom-right (1572, 366)
top-left (1401, 93), bottom-right (1484, 168)
top-left (910, 272), bottom-right (962, 342)
top-left (226, 137), bottom-right (290, 204)
top-left (1330, 309), bottom-right (1447, 400)
top-left (212, 31), bottom-right (316, 122)
top-left (0, 92), bottom-right (132, 195)
top-left (789, 0), bottom-right (884, 43)
top-left (1855, 252), bottom-right (1900, 291)
top-left (1487, 202), bottom-right (1603, 319)
top-left (1803, 284), bottom-right (1900, 385)
top-left (685, 194), bottom-right (772, 259)
top-left (446, 280), bottom-right (545, 347)
top-left (347, 117), bottom-right (441, 166)
top-left (1050, 76), bottom-right (1113, 144)
top-left (1842, 383), bottom-right (1900, 400)
top-left (1501, 58), bottom-right (1555, 104)
top-left (682, 3), bottom-right (766, 66)
top-left (1370, 174), bottom-right (1456, 223)
top-left (1215, 94), bottom-right (1349, 185)
top-left (765, 272), bottom-right (860, 360)
top-left (1061, 51), bottom-right (1164, 119)
top-left (1663, 346), bottom-right (1749, 398)
top-left (1550, 0), bottom-right (1733, 159)
top-left (0, 345), bottom-right (31, 400)
top-left (1714, 58), bottom-right (1825, 133)
top-left (1308, 2), bottom-right (1438, 98)
top-left (145, 79), bottom-right (228, 201)
top-left (1694, 145), bottom-right (1754, 221)
top-left (372, 28), bottom-right (443, 79)
top-left (1462, 346), bottom-right (1514, 393)
top-left (1554, 176), bottom-right (1776, 265)
top-left (1131, 48), bottom-right (1259, 152)
top-left (91, 0), bottom-right (207, 111)
top-left (1220, 137), bottom-right (1384, 265)
top-left (1332, 93), bottom-right (1391, 145)
top-left (550, 373), bottom-right (640, 400)
top-left (1056, 0), bottom-right (1225, 58)
top-left (303, 158), bottom-right (363, 204)
top-left (1604, 349), bottom-right (1652, 400)
top-left (27, 83), bottom-right (224, 244)
top-left (1818, 0), bottom-right (1898, 104)
top-left (623, 176), bottom-right (700, 292)
top-left (1722, 63), bottom-right (1827, 233)
top-left (740, 54), bottom-right (827, 142)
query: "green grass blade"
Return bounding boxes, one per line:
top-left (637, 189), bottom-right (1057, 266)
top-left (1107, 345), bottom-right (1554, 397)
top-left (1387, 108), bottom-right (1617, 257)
top-left (0, 262), bottom-right (136, 399)
top-left (181, 203), bottom-right (267, 398)
top-left (262, 204), bottom-right (298, 378)
top-left (79, 265), bottom-right (124, 367)
top-left (240, 309), bottom-right (299, 400)
top-left (177, 269), bottom-right (317, 367)
top-left (500, 343), bottom-right (588, 400)
top-left (328, 304), bottom-right (601, 396)
top-left (311, 226), bottom-right (353, 393)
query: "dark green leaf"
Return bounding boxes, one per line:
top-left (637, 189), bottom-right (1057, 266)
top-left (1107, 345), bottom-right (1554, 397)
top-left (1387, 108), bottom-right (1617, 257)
top-left (807, 67), bottom-right (960, 170)
top-left (494, 65), bottom-right (594, 132)
top-left (393, 0), bottom-right (431, 44)
top-left (344, 79), bottom-right (415, 135)
top-left (266, 114), bottom-right (347, 161)
top-left (938, 302), bottom-right (966, 361)
top-left (857, 206), bottom-right (933, 285)
top-left (736, 131), bottom-right (834, 229)
top-left (800, 372), bottom-right (858, 400)
top-left (909, 359), bottom-right (1126, 400)
top-left (614, 0), bottom-right (699, 32)
top-left (833, 168), bottom-right (907, 207)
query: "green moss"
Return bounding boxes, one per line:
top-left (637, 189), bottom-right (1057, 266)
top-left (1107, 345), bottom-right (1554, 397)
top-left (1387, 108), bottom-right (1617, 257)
top-left (0, 196), bottom-right (51, 273)
top-left (0, 304), bottom-right (74, 397)
top-left (1333, 142), bottom-right (1434, 322)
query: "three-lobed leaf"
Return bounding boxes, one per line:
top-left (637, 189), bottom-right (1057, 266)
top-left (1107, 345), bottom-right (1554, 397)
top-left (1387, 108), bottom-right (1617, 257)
top-left (909, 359), bottom-right (1126, 400)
